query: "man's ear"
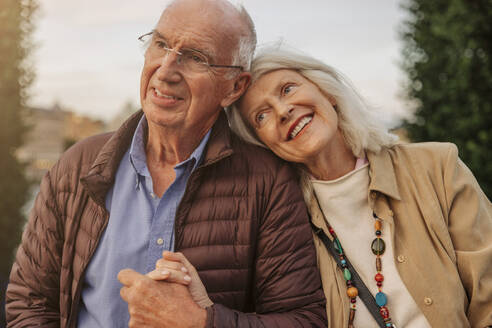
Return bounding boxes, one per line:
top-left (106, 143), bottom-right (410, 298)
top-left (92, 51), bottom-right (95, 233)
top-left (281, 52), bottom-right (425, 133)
top-left (220, 72), bottom-right (251, 108)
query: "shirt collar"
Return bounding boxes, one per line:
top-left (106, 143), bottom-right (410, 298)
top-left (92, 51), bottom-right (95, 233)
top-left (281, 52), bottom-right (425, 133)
top-left (128, 115), bottom-right (212, 177)
top-left (367, 148), bottom-right (402, 200)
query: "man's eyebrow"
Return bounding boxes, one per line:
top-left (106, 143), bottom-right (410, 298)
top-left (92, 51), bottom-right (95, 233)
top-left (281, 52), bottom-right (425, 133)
top-left (152, 29), bottom-right (166, 40)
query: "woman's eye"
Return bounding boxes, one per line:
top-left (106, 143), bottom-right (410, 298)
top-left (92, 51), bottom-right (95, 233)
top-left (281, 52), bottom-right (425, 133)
top-left (283, 84), bottom-right (296, 95)
top-left (256, 112), bottom-right (267, 123)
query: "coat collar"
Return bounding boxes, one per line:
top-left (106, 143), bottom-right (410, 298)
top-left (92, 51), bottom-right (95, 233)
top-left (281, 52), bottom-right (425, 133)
top-left (367, 148), bottom-right (401, 201)
top-left (81, 110), bottom-right (234, 207)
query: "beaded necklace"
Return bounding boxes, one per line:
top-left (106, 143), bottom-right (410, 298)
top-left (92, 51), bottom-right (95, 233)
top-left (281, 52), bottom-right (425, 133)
top-left (372, 212), bottom-right (394, 328)
top-left (325, 212), bottom-right (395, 328)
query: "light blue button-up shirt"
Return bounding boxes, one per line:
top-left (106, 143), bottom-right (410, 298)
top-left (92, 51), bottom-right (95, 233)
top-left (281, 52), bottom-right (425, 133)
top-left (78, 116), bottom-right (211, 328)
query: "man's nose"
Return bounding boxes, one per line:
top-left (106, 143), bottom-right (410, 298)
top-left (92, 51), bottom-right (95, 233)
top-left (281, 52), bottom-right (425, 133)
top-left (155, 51), bottom-right (182, 83)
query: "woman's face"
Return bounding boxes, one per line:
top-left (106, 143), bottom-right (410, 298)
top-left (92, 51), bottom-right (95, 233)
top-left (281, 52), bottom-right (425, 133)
top-left (239, 69), bottom-right (343, 165)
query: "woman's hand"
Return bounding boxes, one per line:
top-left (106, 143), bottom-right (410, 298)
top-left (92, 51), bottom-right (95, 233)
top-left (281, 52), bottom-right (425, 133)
top-left (147, 251), bottom-right (213, 308)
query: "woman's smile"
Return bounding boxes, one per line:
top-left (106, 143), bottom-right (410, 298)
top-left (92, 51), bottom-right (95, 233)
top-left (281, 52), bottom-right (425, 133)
top-left (287, 114), bottom-right (313, 141)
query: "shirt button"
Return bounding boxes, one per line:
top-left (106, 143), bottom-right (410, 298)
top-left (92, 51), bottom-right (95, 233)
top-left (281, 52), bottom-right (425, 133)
top-left (424, 297), bottom-right (433, 305)
top-left (397, 255), bottom-right (406, 263)
top-left (156, 238), bottom-right (164, 245)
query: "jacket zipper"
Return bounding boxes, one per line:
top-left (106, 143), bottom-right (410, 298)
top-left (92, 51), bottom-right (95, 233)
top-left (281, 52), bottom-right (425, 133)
top-left (66, 206), bottom-right (110, 328)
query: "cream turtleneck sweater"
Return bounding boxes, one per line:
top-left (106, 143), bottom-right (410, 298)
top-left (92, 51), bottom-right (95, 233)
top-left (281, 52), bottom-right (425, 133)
top-left (311, 163), bottom-right (431, 328)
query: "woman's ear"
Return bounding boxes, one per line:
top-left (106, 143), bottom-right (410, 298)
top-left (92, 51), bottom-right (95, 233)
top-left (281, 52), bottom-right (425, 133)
top-left (221, 72), bottom-right (251, 108)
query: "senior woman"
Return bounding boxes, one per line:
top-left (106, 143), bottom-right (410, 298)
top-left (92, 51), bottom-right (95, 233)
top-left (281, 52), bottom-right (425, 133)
top-left (149, 46), bottom-right (492, 328)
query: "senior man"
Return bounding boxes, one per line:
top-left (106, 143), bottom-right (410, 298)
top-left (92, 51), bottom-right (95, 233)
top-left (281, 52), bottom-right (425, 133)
top-left (6, 0), bottom-right (326, 327)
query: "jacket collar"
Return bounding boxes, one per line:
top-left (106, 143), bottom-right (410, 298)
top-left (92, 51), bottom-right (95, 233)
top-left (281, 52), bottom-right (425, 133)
top-left (81, 109), bottom-right (234, 207)
top-left (367, 148), bottom-right (401, 201)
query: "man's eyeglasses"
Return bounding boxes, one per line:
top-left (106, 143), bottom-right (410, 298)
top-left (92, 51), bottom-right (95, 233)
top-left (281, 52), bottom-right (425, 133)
top-left (138, 31), bottom-right (243, 73)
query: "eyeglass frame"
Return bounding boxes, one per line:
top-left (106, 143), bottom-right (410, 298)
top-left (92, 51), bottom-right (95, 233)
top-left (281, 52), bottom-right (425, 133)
top-left (138, 31), bottom-right (244, 72)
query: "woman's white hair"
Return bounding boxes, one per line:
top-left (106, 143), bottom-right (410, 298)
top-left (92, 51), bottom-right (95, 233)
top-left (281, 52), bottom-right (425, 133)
top-left (227, 45), bottom-right (398, 158)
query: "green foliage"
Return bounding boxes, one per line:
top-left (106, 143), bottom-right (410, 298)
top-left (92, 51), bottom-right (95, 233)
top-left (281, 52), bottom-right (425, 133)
top-left (401, 0), bottom-right (492, 198)
top-left (0, 0), bottom-right (37, 277)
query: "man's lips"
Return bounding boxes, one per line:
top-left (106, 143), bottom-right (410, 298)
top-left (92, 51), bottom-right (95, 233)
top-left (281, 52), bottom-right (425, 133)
top-left (150, 87), bottom-right (183, 106)
top-left (286, 114), bottom-right (313, 141)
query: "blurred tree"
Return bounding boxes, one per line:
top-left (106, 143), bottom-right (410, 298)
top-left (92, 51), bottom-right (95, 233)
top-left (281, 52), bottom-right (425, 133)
top-left (0, 0), bottom-right (37, 283)
top-left (401, 0), bottom-right (492, 198)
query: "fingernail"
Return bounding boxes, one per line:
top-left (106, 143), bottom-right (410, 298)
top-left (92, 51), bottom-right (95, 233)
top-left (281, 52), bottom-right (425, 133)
top-left (160, 270), bottom-right (169, 276)
top-left (184, 275), bottom-right (191, 282)
top-left (181, 266), bottom-right (188, 273)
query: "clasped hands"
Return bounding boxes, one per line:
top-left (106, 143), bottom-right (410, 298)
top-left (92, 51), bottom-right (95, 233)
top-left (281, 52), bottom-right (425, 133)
top-left (117, 251), bottom-right (212, 328)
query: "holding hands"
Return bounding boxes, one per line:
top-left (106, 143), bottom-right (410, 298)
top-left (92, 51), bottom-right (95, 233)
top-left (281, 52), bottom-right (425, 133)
top-left (117, 251), bottom-right (212, 328)
top-left (147, 251), bottom-right (213, 308)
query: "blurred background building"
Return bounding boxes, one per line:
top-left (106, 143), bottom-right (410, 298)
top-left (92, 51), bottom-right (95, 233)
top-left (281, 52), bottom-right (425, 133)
top-left (17, 104), bottom-right (106, 181)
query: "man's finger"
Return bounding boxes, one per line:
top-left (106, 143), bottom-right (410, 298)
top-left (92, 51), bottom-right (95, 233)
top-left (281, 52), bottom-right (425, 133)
top-left (120, 286), bottom-right (130, 302)
top-left (117, 268), bottom-right (143, 286)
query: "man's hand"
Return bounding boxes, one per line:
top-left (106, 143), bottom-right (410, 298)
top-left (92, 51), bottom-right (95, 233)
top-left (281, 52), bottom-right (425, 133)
top-left (118, 268), bottom-right (207, 328)
top-left (147, 251), bottom-right (213, 309)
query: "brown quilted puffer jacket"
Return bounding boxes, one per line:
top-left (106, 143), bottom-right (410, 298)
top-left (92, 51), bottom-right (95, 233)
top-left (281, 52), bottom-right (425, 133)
top-left (6, 111), bottom-right (326, 327)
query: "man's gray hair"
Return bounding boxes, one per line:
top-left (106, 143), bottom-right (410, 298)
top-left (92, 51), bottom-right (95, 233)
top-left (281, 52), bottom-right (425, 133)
top-left (231, 3), bottom-right (257, 70)
top-left (227, 45), bottom-right (398, 157)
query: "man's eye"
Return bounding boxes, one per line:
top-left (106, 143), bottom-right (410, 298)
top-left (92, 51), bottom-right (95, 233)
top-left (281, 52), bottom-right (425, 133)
top-left (155, 40), bottom-right (167, 49)
top-left (186, 52), bottom-right (206, 64)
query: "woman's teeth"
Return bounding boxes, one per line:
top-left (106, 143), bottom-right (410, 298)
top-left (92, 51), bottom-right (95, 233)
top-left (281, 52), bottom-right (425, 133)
top-left (290, 116), bottom-right (313, 139)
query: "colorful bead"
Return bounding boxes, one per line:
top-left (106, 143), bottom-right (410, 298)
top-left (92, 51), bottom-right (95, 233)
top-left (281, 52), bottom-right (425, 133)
top-left (379, 306), bottom-right (389, 318)
top-left (386, 323), bottom-right (392, 327)
top-left (341, 259), bottom-right (346, 265)
top-left (376, 257), bottom-right (382, 271)
top-left (374, 220), bottom-right (382, 230)
top-left (372, 238), bottom-right (386, 255)
top-left (375, 230), bottom-right (382, 236)
top-left (375, 292), bottom-right (388, 306)
top-left (347, 287), bottom-right (358, 298)
top-left (343, 268), bottom-right (352, 281)
top-left (346, 279), bottom-right (352, 286)
top-left (377, 281), bottom-right (383, 287)
top-left (375, 273), bottom-right (384, 282)
top-left (334, 238), bottom-right (343, 254)
top-left (350, 298), bottom-right (356, 303)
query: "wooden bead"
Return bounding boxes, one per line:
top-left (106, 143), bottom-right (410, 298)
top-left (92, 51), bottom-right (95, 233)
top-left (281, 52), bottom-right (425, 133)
top-left (349, 308), bottom-right (356, 323)
top-left (376, 257), bottom-right (382, 271)
top-left (347, 287), bottom-right (358, 298)
top-left (374, 220), bottom-right (382, 231)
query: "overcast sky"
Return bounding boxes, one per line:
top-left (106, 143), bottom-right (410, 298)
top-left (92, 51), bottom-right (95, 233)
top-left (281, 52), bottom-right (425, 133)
top-left (30, 0), bottom-right (411, 127)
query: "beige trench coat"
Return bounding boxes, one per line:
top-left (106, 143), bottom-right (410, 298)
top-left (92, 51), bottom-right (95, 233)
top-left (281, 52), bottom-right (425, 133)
top-left (308, 142), bottom-right (492, 328)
